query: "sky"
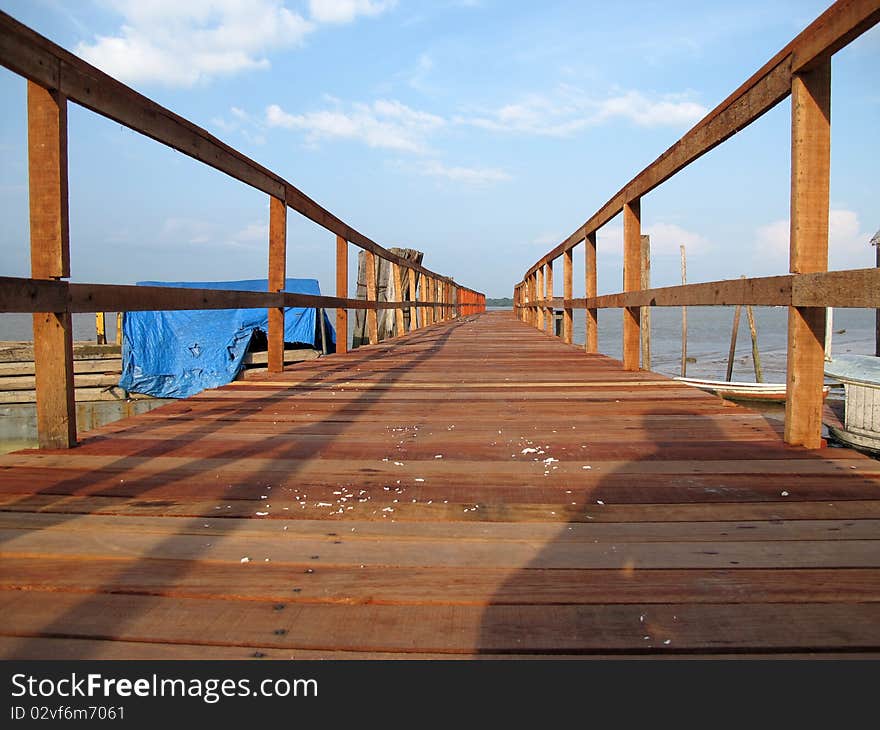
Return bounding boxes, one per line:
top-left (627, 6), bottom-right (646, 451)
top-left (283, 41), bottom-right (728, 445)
top-left (0, 0), bottom-right (877, 299)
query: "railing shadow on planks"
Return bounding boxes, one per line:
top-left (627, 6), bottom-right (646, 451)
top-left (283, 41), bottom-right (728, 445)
top-left (0, 10), bottom-right (485, 450)
top-left (512, 0), bottom-right (880, 450)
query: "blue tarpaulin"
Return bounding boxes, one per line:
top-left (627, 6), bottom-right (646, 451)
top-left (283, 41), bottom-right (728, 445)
top-left (119, 278), bottom-right (335, 398)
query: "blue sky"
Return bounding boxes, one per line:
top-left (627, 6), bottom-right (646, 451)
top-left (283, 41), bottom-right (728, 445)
top-left (0, 0), bottom-right (877, 298)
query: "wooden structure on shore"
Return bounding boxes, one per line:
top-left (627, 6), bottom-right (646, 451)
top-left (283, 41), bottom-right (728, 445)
top-left (0, 2), bottom-right (878, 658)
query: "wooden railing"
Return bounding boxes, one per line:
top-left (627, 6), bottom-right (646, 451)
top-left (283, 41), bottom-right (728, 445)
top-left (0, 10), bottom-right (484, 449)
top-left (514, 0), bottom-right (880, 449)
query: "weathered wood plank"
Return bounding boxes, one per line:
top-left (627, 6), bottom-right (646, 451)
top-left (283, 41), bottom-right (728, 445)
top-left (785, 60), bottom-right (831, 449)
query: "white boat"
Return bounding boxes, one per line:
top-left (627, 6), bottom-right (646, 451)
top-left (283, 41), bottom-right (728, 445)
top-left (674, 376), bottom-right (831, 403)
top-left (824, 355), bottom-right (880, 455)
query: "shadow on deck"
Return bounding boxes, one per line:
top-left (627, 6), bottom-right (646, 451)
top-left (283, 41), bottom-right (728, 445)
top-left (0, 311), bottom-right (878, 658)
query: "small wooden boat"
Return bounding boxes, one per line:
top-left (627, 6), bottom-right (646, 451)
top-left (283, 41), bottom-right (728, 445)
top-left (824, 355), bottom-right (880, 455)
top-left (674, 376), bottom-right (831, 403)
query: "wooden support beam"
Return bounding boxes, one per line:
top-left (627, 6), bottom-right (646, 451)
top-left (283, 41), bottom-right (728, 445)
top-left (392, 263), bottom-right (405, 337)
top-left (622, 199), bottom-right (641, 371)
top-left (536, 266), bottom-right (545, 331)
top-left (408, 267), bottom-right (418, 331)
top-left (28, 81), bottom-right (75, 449)
top-left (640, 234), bottom-right (651, 370)
top-left (785, 60), bottom-right (831, 449)
top-left (545, 260), bottom-right (554, 335)
top-left (335, 235), bottom-right (348, 354)
top-left (563, 249), bottom-right (573, 344)
top-left (267, 195), bottom-right (286, 374)
top-left (365, 251), bottom-right (379, 345)
top-left (586, 231), bottom-right (598, 353)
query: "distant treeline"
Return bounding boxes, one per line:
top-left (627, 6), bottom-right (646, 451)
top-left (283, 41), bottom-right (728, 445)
top-left (485, 298), bottom-right (513, 307)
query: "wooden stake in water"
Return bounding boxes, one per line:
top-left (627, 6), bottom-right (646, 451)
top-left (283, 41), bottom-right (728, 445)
top-left (726, 302), bottom-right (743, 382)
top-left (824, 306), bottom-right (833, 363)
top-left (746, 303), bottom-right (764, 382)
top-left (680, 245), bottom-right (687, 377)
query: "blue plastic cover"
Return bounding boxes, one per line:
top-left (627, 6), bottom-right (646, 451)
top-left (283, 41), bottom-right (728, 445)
top-left (119, 278), bottom-right (335, 398)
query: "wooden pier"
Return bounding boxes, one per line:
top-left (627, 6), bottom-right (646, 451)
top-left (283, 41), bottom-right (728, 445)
top-left (1, 311), bottom-right (878, 658)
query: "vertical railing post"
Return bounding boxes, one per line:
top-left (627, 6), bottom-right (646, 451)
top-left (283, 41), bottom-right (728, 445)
top-left (28, 81), bottom-right (76, 449)
top-left (545, 260), bottom-right (554, 335)
top-left (585, 231), bottom-right (598, 353)
top-left (408, 266), bottom-right (418, 331)
top-left (531, 273), bottom-right (538, 328)
top-left (392, 262), bottom-right (405, 337)
top-left (622, 200), bottom-right (642, 370)
top-left (640, 234), bottom-right (651, 370)
top-left (335, 235), bottom-right (348, 354)
top-left (563, 249), bottom-right (573, 344)
top-left (268, 195), bottom-right (287, 373)
top-left (365, 250), bottom-right (379, 344)
top-left (785, 59), bottom-right (831, 449)
top-left (536, 266), bottom-right (545, 331)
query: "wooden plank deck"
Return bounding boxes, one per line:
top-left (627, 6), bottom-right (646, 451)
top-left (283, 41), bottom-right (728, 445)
top-left (1, 310), bottom-right (879, 659)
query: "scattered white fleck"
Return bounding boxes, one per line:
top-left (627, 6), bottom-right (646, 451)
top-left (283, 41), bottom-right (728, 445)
top-left (521, 448), bottom-right (538, 454)
top-left (543, 457), bottom-right (558, 465)
top-left (382, 507), bottom-right (394, 513)
top-left (255, 511), bottom-right (269, 516)
top-left (596, 500), bottom-right (605, 505)
top-left (663, 639), bottom-right (672, 645)
top-left (394, 461), bottom-right (404, 466)
top-left (640, 614), bottom-right (645, 623)
top-left (435, 454), bottom-right (443, 459)
top-left (264, 558), bottom-right (270, 562)
top-left (582, 465), bottom-right (592, 470)
top-left (415, 478), bottom-right (425, 482)
top-left (240, 557), bottom-right (250, 563)
top-left (283, 526), bottom-right (288, 531)
top-left (781, 491), bottom-right (789, 497)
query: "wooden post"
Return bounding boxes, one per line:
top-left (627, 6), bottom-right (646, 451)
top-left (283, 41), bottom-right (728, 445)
top-left (680, 244), bottom-right (688, 377)
top-left (785, 60), bottom-right (830, 449)
top-left (622, 199), bottom-right (641, 371)
top-left (746, 304), bottom-right (764, 382)
top-left (115, 312), bottom-right (123, 346)
top-left (392, 263), bottom-right (405, 337)
top-left (95, 312), bottom-right (106, 345)
top-left (408, 267), bottom-right (418, 331)
top-left (267, 195), bottom-right (286, 373)
top-left (28, 82), bottom-right (75, 449)
top-left (563, 249), bottom-right (573, 344)
top-left (335, 236), bottom-right (348, 354)
top-left (545, 260), bottom-right (554, 335)
top-left (365, 251), bottom-right (379, 344)
top-left (640, 234), bottom-right (651, 370)
top-left (586, 231), bottom-right (598, 353)
top-left (536, 266), bottom-right (545, 331)
top-left (726, 303), bottom-right (743, 382)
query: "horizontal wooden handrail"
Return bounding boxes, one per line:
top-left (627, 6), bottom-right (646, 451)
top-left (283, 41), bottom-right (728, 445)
top-left (0, 10), bottom-right (456, 283)
top-left (0, 276), bottom-right (451, 314)
top-left (515, 269), bottom-right (880, 310)
top-left (522, 0), bottom-right (879, 278)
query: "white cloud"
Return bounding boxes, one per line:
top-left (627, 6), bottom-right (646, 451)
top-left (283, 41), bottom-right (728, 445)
top-left (77, 0), bottom-right (314, 87)
top-left (643, 222), bottom-right (710, 256)
top-left (418, 160), bottom-right (511, 185)
top-left (457, 86), bottom-right (707, 137)
top-left (266, 99), bottom-right (444, 153)
top-left (76, 0), bottom-right (397, 87)
top-left (594, 222), bottom-right (709, 257)
top-left (308, 0), bottom-right (396, 24)
top-left (161, 217), bottom-right (267, 248)
top-left (756, 209), bottom-right (875, 270)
